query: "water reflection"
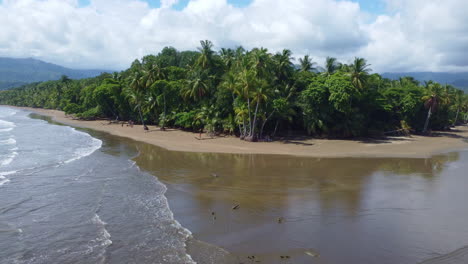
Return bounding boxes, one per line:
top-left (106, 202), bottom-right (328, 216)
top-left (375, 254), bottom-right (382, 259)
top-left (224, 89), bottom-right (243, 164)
top-left (129, 141), bottom-right (468, 264)
top-left (133, 142), bottom-right (459, 216)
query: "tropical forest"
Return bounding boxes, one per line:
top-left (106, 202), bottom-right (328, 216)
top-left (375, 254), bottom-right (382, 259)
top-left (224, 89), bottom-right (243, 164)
top-left (1, 40), bottom-right (467, 140)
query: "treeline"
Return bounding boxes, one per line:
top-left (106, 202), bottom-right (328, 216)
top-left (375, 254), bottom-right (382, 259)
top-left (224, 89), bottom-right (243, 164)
top-left (1, 40), bottom-right (467, 139)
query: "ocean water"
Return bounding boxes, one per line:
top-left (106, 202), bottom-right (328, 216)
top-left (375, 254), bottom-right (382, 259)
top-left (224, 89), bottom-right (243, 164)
top-left (0, 106), bottom-right (195, 264)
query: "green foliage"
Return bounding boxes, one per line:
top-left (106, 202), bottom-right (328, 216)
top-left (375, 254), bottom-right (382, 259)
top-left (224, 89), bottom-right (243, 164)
top-left (63, 103), bottom-right (83, 114)
top-left (1, 42), bottom-right (466, 138)
top-left (76, 106), bottom-right (101, 120)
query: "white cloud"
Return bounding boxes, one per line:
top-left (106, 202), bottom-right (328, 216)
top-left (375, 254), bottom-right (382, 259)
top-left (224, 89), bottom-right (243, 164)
top-left (160, 0), bottom-right (179, 8)
top-left (362, 0), bottom-right (468, 72)
top-left (0, 0), bottom-right (467, 72)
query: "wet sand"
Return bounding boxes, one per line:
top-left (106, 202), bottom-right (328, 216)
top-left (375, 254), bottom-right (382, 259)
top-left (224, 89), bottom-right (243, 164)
top-left (133, 142), bottom-right (468, 264)
top-left (9, 106), bottom-right (468, 158)
top-left (10, 106), bottom-right (468, 263)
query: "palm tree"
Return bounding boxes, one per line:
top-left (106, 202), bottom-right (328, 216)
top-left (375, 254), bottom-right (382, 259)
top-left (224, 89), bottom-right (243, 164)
top-left (196, 40), bottom-right (215, 69)
top-left (422, 83), bottom-right (445, 134)
top-left (147, 80), bottom-right (169, 130)
top-left (220, 71), bottom-right (243, 135)
top-left (274, 49), bottom-right (294, 81)
top-left (249, 47), bottom-right (270, 78)
top-left (237, 68), bottom-right (256, 137)
top-left (298, 55), bottom-right (317, 72)
top-left (349, 57), bottom-right (372, 89)
top-left (250, 80), bottom-right (269, 140)
top-left (452, 89), bottom-right (464, 126)
top-left (128, 71), bottom-right (146, 128)
top-left (219, 48), bottom-right (235, 69)
top-left (323, 57), bottom-right (340, 76)
top-left (182, 70), bottom-right (210, 101)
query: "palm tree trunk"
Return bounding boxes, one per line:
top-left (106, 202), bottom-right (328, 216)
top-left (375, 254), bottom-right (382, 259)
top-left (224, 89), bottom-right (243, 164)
top-left (242, 117), bottom-right (247, 139)
top-left (250, 99), bottom-right (260, 139)
top-left (162, 93), bottom-right (166, 129)
top-left (453, 107), bottom-right (460, 126)
top-left (138, 104), bottom-right (145, 128)
top-left (232, 93), bottom-right (242, 137)
top-left (247, 97), bottom-right (252, 136)
top-left (272, 120), bottom-right (279, 137)
top-left (260, 111), bottom-right (274, 139)
top-left (423, 106), bottom-right (432, 134)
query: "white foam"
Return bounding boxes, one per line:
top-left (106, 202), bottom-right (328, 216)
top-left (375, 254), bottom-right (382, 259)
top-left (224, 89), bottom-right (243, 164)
top-left (0, 108), bottom-right (17, 118)
top-left (0, 138), bottom-right (16, 145)
top-left (0, 128), bottom-right (13, 133)
top-left (1, 152), bottom-right (18, 166)
top-left (0, 172), bottom-right (10, 185)
top-left (89, 213), bottom-right (113, 263)
top-left (0, 178), bottom-right (10, 186)
top-left (0, 171), bottom-right (17, 177)
top-left (0, 120), bottom-right (15, 128)
top-left (64, 137), bottom-right (102, 164)
top-left (91, 213), bottom-right (112, 246)
top-left (157, 181), bottom-right (196, 264)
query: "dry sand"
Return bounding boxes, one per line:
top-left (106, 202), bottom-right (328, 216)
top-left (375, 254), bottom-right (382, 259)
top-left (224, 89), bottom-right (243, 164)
top-left (13, 106), bottom-right (468, 158)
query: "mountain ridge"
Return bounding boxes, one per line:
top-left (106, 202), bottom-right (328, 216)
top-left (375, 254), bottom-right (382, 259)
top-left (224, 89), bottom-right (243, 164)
top-left (0, 57), bottom-right (108, 90)
top-left (382, 71), bottom-right (468, 91)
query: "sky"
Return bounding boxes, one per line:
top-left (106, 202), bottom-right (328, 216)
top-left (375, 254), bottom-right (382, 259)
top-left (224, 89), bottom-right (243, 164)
top-left (0, 0), bottom-right (466, 73)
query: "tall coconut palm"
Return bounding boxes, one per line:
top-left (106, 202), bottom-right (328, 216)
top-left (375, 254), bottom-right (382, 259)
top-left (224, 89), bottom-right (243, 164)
top-left (250, 80), bottom-right (269, 140)
top-left (249, 47), bottom-right (270, 78)
top-left (274, 49), bottom-right (294, 81)
top-left (452, 89), bottom-right (464, 126)
top-left (128, 71), bottom-right (146, 128)
top-left (182, 70), bottom-right (210, 101)
top-left (298, 55), bottom-right (317, 72)
top-left (349, 57), bottom-right (372, 89)
top-left (323, 57), bottom-right (340, 76)
top-left (219, 48), bottom-right (235, 69)
top-left (220, 71), bottom-right (243, 135)
top-left (147, 80), bottom-right (169, 129)
top-left (196, 40), bottom-right (215, 70)
top-left (237, 68), bottom-right (256, 136)
top-left (422, 83), bottom-right (445, 134)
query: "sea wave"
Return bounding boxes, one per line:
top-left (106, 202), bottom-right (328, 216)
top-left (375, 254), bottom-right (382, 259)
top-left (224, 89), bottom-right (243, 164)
top-left (91, 213), bottom-right (113, 247)
top-left (0, 178), bottom-right (10, 186)
top-left (89, 213), bottom-right (112, 264)
top-left (1, 152), bottom-right (18, 166)
top-left (64, 136), bottom-right (102, 164)
top-left (0, 119), bottom-right (16, 129)
top-left (0, 172), bottom-right (13, 186)
top-left (157, 179), bottom-right (196, 264)
top-left (0, 138), bottom-right (16, 145)
top-left (0, 108), bottom-right (17, 118)
top-left (0, 128), bottom-right (13, 133)
top-left (0, 171), bottom-right (17, 187)
top-left (0, 171), bottom-right (17, 177)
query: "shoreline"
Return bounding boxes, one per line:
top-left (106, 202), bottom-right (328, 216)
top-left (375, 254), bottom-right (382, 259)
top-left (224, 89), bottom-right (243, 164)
top-left (7, 105), bottom-right (468, 263)
top-left (7, 106), bottom-right (468, 159)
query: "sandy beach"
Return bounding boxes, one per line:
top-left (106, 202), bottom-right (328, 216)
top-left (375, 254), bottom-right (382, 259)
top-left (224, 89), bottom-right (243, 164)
top-left (11, 106), bottom-right (468, 158)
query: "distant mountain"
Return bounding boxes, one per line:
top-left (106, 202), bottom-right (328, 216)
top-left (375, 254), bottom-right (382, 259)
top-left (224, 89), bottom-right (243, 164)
top-left (382, 72), bottom-right (468, 91)
top-left (0, 57), bottom-right (108, 90)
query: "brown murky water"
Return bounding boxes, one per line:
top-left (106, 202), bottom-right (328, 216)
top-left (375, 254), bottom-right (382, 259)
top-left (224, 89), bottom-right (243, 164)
top-left (133, 142), bottom-right (468, 264)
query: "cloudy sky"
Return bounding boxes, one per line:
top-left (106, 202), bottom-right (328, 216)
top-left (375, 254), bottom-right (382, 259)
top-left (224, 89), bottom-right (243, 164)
top-left (0, 0), bottom-right (466, 73)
